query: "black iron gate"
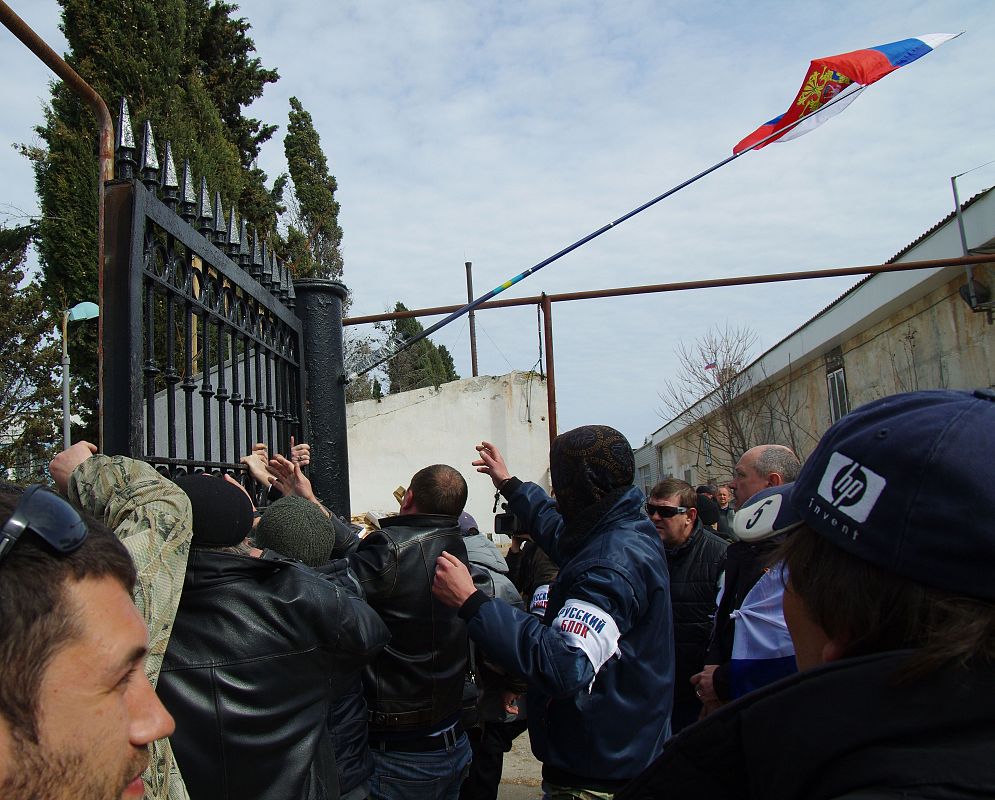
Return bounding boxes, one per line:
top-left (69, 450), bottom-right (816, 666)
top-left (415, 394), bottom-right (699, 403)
top-left (101, 99), bottom-right (307, 484)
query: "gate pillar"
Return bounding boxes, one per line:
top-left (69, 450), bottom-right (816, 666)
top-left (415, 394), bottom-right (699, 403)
top-left (293, 279), bottom-right (350, 518)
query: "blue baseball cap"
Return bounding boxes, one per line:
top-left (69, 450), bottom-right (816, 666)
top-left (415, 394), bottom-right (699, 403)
top-left (789, 388), bottom-right (995, 599)
top-left (733, 484), bottom-right (803, 542)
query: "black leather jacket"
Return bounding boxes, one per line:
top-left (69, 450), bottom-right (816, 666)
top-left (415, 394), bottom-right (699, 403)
top-left (158, 551), bottom-right (389, 800)
top-left (667, 523), bottom-right (727, 710)
top-left (348, 514), bottom-right (469, 736)
top-left (619, 651), bottom-right (995, 800)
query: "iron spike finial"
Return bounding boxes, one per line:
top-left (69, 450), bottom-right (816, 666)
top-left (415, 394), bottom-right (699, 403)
top-left (273, 255), bottom-right (284, 296)
top-left (268, 247), bottom-right (279, 292)
top-left (179, 159), bottom-right (196, 223)
top-left (261, 238), bottom-right (274, 287)
top-left (197, 177), bottom-right (214, 237)
top-left (115, 97), bottom-right (137, 180)
top-left (139, 121), bottom-right (160, 191)
top-left (212, 191), bottom-right (226, 244)
top-left (227, 207), bottom-right (240, 255)
top-left (279, 257), bottom-right (291, 301)
top-left (117, 97), bottom-right (136, 149)
top-left (161, 141), bottom-right (179, 210)
top-left (251, 230), bottom-right (263, 279)
top-left (238, 217), bottom-right (249, 264)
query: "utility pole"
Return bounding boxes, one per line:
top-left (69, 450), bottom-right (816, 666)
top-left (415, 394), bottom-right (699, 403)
top-left (465, 261), bottom-right (478, 377)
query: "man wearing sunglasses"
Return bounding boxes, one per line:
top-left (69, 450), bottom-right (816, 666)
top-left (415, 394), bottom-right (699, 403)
top-left (0, 484), bottom-right (177, 800)
top-left (646, 479), bottom-right (727, 733)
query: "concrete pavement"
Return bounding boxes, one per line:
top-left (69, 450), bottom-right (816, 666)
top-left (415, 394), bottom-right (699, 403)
top-left (497, 730), bottom-right (543, 800)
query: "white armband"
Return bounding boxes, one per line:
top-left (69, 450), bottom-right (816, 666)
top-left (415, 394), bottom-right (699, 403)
top-left (553, 598), bottom-right (621, 689)
top-left (529, 583), bottom-right (550, 617)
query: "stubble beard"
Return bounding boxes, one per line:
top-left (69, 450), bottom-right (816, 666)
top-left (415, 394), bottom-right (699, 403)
top-left (1, 733), bottom-right (148, 800)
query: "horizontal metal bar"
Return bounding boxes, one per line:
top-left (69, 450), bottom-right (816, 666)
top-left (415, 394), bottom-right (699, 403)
top-left (342, 253), bottom-right (993, 325)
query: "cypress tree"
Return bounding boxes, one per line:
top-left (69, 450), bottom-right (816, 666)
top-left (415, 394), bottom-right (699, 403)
top-left (282, 96), bottom-right (344, 281)
top-left (26, 0), bottom-right (282, 439)
top-left (385, 303), bottom-right (462, 393)
top-left (0, 225), bottom-right (61, 480)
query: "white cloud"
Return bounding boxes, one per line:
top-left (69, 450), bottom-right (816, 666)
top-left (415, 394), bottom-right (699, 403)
top-left (1, 0), bottom-right (992, 446)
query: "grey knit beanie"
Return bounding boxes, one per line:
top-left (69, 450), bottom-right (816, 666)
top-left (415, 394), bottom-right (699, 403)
top-left (255, 496), bottom-right (351, 566)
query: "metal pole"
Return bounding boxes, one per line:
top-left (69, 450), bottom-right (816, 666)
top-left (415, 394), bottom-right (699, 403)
top-left (951, 175), bottom-right (978, 307)
top-left (541, 293), bottom-right (557, 444)
top-left (294, 279), bottom-right (351, 517)
top-left (62, 310), bottom-right (71, 448)
top-left (349, 86), bottom-right (871, 377)
top-left (343, 253), bottom-right (994, 326)
top-left (0, 0), bottom-right (114, 448)
top-left (465, 261), bottom-right (478, 377)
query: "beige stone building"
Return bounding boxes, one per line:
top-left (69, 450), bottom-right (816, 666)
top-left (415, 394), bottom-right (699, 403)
top-left (635, 188), bottom-right (995, 495)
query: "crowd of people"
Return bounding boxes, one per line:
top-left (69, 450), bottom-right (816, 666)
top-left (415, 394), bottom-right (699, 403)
top-left (0, 387), bottom-right (993, 800)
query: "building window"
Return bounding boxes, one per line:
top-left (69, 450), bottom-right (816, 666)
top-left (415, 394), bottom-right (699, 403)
top-left (638, 465), bottom-right (652, 498)
top-left (827, 367), bottom-right (850, 423)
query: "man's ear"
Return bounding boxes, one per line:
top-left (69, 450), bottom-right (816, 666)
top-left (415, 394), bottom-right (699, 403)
top-left (686, 506), bottom-right (698, 525)
top-left (821, 639), bottom-right (847, 663)
top-left (399, 488), bottom-right (415, 514)
top-left (767, 472), bottom-right (785, 488)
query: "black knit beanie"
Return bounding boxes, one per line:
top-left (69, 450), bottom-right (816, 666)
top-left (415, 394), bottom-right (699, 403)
top-left (255, 496), bottom-right (354, 566)
top-left (549, 425), bottom-right (635, 522)
top-left (173, 474), bottom-right (254, 547)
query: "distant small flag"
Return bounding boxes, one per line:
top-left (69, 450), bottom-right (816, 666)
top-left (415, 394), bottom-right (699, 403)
top-left (733, 33), bottom-right (961, 155)
top-left (704, 361), bottom-right (718, 371)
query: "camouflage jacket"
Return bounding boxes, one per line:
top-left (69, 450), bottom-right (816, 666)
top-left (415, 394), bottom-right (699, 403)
top-left (69, 455), bottom-right (192, 800)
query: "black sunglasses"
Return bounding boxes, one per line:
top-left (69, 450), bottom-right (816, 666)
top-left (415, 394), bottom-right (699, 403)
top-left (0, 485), bottom-right (89, 567)
top-left (646, 503), bottom-right (688, 519)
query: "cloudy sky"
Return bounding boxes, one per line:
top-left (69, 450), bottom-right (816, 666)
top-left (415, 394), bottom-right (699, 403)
top-left (2, 1), bottom-right (993, 447)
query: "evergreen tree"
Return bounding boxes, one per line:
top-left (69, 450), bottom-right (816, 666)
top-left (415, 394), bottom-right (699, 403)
top-left (385, 303), bottom-right (461, 393)
top-left (282, 97), bottom-right (344, 280)
top-left (25, 0), bottom-right (282, 439)
top-left (0, 226), bottom-right (61, 481)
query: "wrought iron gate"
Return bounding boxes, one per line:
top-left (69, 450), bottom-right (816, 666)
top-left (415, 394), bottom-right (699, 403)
top-left (101, 99), bottom-right (307, 481)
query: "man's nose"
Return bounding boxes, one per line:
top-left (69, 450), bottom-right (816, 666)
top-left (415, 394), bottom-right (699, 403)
top-left (130, 673), bottom-right (176, 746)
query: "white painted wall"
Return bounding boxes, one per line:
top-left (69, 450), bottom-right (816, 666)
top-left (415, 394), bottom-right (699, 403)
top-left (346, 371), bottom-right (551, 537)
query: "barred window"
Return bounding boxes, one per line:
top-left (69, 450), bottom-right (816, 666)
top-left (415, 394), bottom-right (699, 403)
top-left (827, 367), bottom-right (850, 423)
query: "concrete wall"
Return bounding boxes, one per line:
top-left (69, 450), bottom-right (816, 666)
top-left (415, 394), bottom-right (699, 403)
top-left (346, 371), bottom-right (551, 536)
top-left (651, 266), bottom-right (995, 487)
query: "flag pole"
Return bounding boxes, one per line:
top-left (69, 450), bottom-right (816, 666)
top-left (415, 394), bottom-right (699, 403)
top-left (351, 86), bottom-right (866, 378)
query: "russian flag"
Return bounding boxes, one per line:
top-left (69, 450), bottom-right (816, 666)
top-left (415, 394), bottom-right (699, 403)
top-left (727, 564), bottom-right (797, 698)
top-left (734, 34), bottom-right (961, 155)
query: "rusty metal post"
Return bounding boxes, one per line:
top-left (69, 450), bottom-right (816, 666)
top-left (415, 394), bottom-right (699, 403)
top-left (0, 0), bottom-right (114, 447)
top-left (465, 261), bottom-right (479, 377)
top-left (541, 293), bottom-right (557, 444)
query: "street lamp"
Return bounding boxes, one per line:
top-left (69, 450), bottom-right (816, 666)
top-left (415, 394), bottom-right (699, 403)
top-left (62, 301), bottom-right (99, 448)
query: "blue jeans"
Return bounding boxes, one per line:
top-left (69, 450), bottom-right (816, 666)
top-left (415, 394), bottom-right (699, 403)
top-left (369, 732), bottom-right (472, 800)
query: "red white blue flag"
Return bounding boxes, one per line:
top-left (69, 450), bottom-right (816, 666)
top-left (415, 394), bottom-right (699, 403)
top-left (733, 34), bottom-right (960, 155)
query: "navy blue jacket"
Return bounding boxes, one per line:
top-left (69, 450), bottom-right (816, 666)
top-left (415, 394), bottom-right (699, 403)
top-left (461, 482), bottom-right (674, 788)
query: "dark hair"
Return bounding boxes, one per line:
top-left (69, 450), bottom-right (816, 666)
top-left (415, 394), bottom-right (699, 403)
top-left (0, 491), bottom-right (136, 743)
top-left (778, 524), bottom-right (995, 679)
top-left (649, 478), bottom-right (696, 510)
top-left (408, 465), bottom-right (468, 517)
